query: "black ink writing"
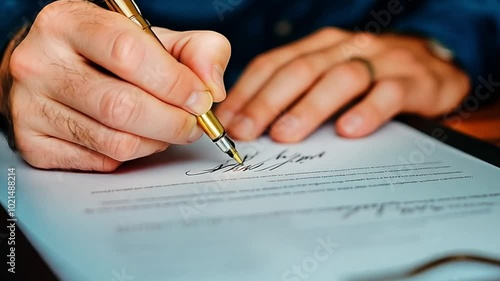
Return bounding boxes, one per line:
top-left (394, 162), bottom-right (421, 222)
top-left (186, 150), bottom-right (326, 176)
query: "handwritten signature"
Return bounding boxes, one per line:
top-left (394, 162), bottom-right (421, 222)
top-left (185, 149), bottom-right (326, 176)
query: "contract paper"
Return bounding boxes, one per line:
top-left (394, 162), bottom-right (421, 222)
top-left (1, 121), bottom-right (500, 281)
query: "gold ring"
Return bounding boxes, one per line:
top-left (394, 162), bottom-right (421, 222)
top-left (349, 57), bottom-right (376, 84)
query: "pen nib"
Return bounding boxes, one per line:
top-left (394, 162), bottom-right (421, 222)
top-left (213, 134), bottom-right (244, 164)
top-left (231, 149), bottom-right (244, 164)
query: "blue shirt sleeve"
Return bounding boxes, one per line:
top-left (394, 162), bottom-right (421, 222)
top-left (392, 0), bottom-right (500, 87)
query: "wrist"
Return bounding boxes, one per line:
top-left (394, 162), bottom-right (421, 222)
top-left (0, 24), bottom-right (30, 150)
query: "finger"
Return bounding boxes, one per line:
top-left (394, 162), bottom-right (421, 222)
top-left (336, 79), bottom-right (408, 138)
top-left (368, 49), bottom-right (426, 79)
top-left (225, 51), bottom-right (337, 140)
top-left (17, 134), bottom-right (121, 172)
top-left (154, 28), bottom-right (232, 103)
top-left (217, 28), bottom-right (351, 124)
top-left (268, 61), bottom-right (373, 142)
top-left (223, 33), bottom-right (382, 139)
top-left (369, 49), bottom-right (468, 115)
top-left (367, 50), bottom-right (444, 113)
top-left (28, 99), bottom-right (173, 162)
top-left (279, 49), bottom-right (436, 140)
top-left (38, 1), bottom-right (212, 115)
top-left (45, 61), bottom-right (203, 144)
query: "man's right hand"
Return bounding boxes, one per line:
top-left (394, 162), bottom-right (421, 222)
top-left (7, 1), bottom-right (231, 171)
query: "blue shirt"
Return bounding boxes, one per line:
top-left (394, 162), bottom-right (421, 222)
top-left (1, 0), bottom-right (499, 88)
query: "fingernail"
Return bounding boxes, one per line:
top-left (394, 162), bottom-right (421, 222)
top-left (217, 110), bottom-right (234, 126)
top-left (272, 115), bottom-right (302, 142)
top-left (185, 91), bottom-right (213, 115)
top-left (232, 115), bottom-right (255, 140)
top-left (342, 114), bottom-right (363, 135)
top-left (273, 115), bottom-right (299, 135)
top-left (188, 125), bottom-right (203, 143)
top-left (212, 64), bottom-right (226, 96)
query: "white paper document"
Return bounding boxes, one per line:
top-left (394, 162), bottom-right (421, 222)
top-left (1, 121), bottom-right (500, 281)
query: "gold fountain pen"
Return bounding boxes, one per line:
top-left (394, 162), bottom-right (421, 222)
top-left (104, 0), bottom-right (243, 164)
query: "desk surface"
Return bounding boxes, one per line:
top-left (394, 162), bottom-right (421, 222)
top-left (441, 97), bottom-right (500, 146)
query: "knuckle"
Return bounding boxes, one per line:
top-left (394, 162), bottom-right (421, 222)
top-left (34, 2), bottom-right (65, 30)
top-left (105, 132), bottom-right (141, 161)
top-left (353, 32), bottom-right (375, 42)
top-left (382, 81), bottom-right (405, 107)
top-left (388, 49), bottom-right (418, 66)
top-left (9, 44), bottom-right (38, 80)
top-left (99, 87), bottom-right (142, 128)
top-left (34, 1), bottom-right (85, 31)
top-left (110, 31), bottom-right (146, 73)
top-left (331, 63), bottom-right (362, 85)
top-left (33, 1), bottom-right (101, 41)
top-left (351, 32), bottom-right (379, 49)
top-left (250, 54), bottom-right (275, 73)
top-left (287, 56), bottom-right (317, 79)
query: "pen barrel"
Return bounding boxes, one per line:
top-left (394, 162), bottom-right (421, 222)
top-left (105, 1), bottom-right (160, 41)
top-left (104, 0), bottom-right (142, 19)
top-left (130, 15), bottom-right (151, 31)
top-left (197, 111), bottom-right (225, 141)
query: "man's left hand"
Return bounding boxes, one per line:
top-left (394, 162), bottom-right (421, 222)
top-left (216, 28), bottom-right (470, 142)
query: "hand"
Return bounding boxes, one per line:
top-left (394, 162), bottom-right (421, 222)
top-left (216, 28), bottom-right (470, 142)
top-left (7, 1), bottom-right (231, 171)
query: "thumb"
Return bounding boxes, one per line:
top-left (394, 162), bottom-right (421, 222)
top-left (153, 28), bottom-right (232, 103)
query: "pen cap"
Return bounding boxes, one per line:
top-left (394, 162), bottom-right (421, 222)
top-left (197, 111), bottom-right (225, 141)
